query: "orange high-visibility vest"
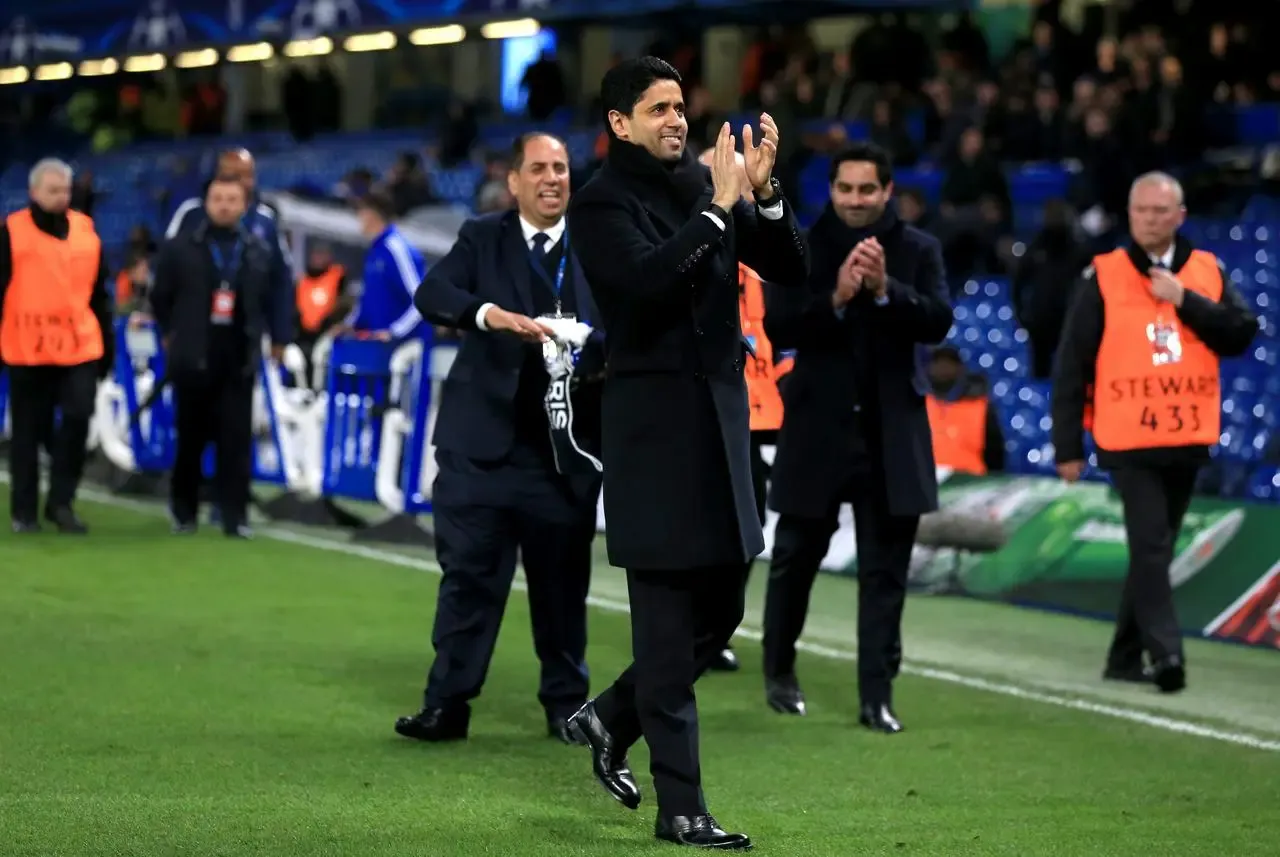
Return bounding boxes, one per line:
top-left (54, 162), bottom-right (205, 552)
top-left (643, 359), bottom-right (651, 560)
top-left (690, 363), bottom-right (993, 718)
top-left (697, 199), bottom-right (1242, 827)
top-left (739, 263), bottom-right (789, 432)
top-left (926, 394), bottom-right (989, 475)
top-left (296, 265), bottom-right (344, 334)
top-left (0, 208), bottom-right (104, 367)
top-left (1090, 249), bottom-right (1222, 452)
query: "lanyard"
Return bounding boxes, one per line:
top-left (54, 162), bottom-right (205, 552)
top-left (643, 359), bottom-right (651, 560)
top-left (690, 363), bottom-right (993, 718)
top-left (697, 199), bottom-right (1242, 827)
top-left (208, 237), bottom-right (244, 289)
top-left (530, 232), bottom-right (568, 316)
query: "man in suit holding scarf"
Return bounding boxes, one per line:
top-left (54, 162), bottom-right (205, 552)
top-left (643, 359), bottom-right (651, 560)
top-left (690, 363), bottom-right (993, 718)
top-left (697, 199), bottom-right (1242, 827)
top-left (396, 132), bottom-right (605, 746)
top-left (762, 142), bottom-right (953, 732)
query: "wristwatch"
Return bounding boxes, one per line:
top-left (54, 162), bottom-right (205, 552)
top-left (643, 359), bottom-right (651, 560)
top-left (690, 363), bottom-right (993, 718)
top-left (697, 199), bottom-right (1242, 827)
top-left (707, 203), bottom-right (732, 224)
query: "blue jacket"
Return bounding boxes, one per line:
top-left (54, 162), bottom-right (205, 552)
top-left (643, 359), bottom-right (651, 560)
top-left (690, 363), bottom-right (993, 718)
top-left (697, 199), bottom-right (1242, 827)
top-left (165, 194), bottom-right (294, 344)
top-left (352, 225), bottom-right (426, 339)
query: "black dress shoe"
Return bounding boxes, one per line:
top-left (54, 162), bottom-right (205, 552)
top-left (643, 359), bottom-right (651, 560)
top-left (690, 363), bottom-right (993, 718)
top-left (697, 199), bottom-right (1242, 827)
top-left (547, 716), bottom-right (585, 745)
top-left (566, 700), bottom-right (640, 810)
top-left (1103, 664), bottom-right (1152, 684)
top-left (859, 702), bottom-right (904, 734)
top-left (224, 524), bottom-right (254, 539)
top-left (655, 814), bottom-right (752, 850)
top-left (1151, 655), bottom-right (1186, 694)
top-left (11, 519), bottom-right (42, 534)
top-left (765, 675), bottom-right (806, 716)
top-left (394, 705), bottom-right (470, 742)
top-left (709, 648), bottom-right (740, 672)
top-left (44, 506), bottom-right (87, 534)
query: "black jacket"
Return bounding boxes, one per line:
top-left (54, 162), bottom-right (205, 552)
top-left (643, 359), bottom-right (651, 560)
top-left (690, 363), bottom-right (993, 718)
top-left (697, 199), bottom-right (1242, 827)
top-left (567, 138), bottom-right (808, 569)
top-left (0, 204), bottom-right (114, 376)
top-left (413, 209), bottom-right (604, 486)
top-left (1051, 236), bottom-right (1259, 469)
top-left (151, 222), bottom-right (280, 377)
top-left (765, 206), bottom-right (954, 518)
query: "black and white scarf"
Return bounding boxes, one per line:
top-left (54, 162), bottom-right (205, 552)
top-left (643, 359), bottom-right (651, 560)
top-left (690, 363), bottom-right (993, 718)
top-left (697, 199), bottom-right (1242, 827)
top-left (540, 316), bottom-right (603, 475)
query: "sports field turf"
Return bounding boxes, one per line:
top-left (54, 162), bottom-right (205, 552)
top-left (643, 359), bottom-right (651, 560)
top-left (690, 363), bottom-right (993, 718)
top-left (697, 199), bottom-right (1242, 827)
top-left (2, 486), bottom-right (1276, 856)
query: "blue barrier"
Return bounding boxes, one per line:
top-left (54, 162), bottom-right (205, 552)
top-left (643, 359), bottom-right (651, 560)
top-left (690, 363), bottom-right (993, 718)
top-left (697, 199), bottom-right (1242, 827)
top-left (0, 368), bottom-right (8, 437)
top-left (321, 337), bottom-right (395, 504)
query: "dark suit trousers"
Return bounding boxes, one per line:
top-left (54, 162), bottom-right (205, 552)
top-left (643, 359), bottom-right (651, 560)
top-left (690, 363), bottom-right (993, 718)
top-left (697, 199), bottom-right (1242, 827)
top-left (423, 449), bottom-right (594, 719)
top-left (763, 458), bottom-right (919, 706)
top-left (170, 372), bottom-right (254, 528)
top-left (592, 562), bottom-right (750, 818)
top-left (1107, 464), bottom-right (1198, 666)
top-left (6, 361), bottom-right (96, 522)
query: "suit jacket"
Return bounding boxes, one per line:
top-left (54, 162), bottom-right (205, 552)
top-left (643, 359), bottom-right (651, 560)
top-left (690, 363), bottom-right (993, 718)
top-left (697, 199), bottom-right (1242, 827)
top-left (567, 140), bottom-right (808, 570)
top-left (413, 209), bottom-right (604, 474)
top-left (765, 207), bottom-right (953, 519)
top-left (151, 223), bottom-right (279, 378)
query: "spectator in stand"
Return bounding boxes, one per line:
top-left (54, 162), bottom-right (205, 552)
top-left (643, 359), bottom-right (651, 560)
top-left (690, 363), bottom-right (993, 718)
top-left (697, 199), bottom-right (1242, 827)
top-left (385, 152), bottom-right (435, 216)
top-left (938, 127), bottom-right (1011, 279)
top-left (868, 98), bottom-right (919, 167)
top-left (520, 50), bottom-right (567, 121)
top-left (1012, 199), bottom-right (1089, 379)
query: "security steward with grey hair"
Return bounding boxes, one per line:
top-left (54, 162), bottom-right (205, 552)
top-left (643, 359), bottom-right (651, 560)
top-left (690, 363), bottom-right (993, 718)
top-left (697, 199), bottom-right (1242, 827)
top-left (0, 158), bottom-right (113, 534)
top-left (1053, 171), bottom-right (1258, 693)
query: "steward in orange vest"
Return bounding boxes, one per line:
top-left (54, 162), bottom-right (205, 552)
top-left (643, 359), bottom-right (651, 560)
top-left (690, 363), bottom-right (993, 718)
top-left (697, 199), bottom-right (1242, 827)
top-left (925, 346), bottom-right (1004, 476)
top-left (1051, 174), bottom-right (1259, 694)
top-left (0, 159), bottom-right (114, 533)
top-left (296, 261), bottom-right (348, 337)
top-left (739, 262), bottom-right (792, 434)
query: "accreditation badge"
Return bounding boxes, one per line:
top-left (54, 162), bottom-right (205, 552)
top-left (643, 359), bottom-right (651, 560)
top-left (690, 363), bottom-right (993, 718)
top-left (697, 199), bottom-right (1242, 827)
top-left (1146, 316), bottom-right (1182, 367)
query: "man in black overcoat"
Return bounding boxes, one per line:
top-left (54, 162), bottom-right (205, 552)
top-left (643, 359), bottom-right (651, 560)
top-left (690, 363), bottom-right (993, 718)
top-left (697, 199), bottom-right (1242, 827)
top-left (564, 56), bottom-right (808, 850)
top-left (762, 143), bottom-right (954, 732)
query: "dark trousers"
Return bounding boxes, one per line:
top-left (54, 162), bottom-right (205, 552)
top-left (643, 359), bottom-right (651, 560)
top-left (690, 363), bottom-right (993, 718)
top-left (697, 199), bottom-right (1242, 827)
top-left (721, 432), bottom-right (772, 653)
top-left (1107, 464), bottom-right (1198, 666)
top-left (424, 449), bottom-right (595, 719)
top-left (171, 372), bottom-right (254, 528)
top-left (592, 562), bottom-right (750, 817)
top-left (763, 461), bottom-right (919, 706)
top-left (6, 361), bottom-right (96, 522)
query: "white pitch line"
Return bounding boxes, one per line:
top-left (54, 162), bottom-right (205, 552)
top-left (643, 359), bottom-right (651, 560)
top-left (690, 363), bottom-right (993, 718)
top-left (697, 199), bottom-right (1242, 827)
top-left (20, 481), bottom-right (1280, 753)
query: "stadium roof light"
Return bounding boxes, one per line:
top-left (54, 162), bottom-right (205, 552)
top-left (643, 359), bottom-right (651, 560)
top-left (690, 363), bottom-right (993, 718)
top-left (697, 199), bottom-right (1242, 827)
top-left (283, 37), bottom-right (333, 58)
top-left (34, 63), bottom-right (73, 81)
top-left (175, 49), bottom-right (219, 69)
top-left (409, 25), bottom-right (466, 46)
top-left (226, 42), bottom-right (273, 63)
top-left (0, 67), bottom-right (29, 85)
top-left (123, 54), bottom-right (166, 73)
top-left (77, 59), bottom-right (119, 77)
top-left (344, 31), bottom-right (397, 52)
top-left (480, 18), bottom-right (540, 39)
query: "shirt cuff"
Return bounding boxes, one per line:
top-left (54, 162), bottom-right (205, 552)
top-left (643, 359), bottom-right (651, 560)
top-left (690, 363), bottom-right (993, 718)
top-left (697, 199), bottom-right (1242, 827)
top-left (757, 199), bottom-right (784, 220)
top-left (874, 294), bottom-right (890, 306)
top-left (701, 210), bottom-right (726, 231)
top-left (475, 302), bottom-right (495, 331)
top-left (833, 305), bottom-right (847, 320)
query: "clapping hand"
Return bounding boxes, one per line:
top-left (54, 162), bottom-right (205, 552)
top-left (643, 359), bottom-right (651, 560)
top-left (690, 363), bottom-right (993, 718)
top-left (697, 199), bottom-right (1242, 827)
top-left (851, 238), bottom-right (887, 297)
top-left (833, 248), bottom-right (862, 309)
top-left (1149, 268), bottom-right (1185, 307)
top-left (709, 122), bottom-right (744, 210)
top-left (742, 112), bottom-right (779, 197)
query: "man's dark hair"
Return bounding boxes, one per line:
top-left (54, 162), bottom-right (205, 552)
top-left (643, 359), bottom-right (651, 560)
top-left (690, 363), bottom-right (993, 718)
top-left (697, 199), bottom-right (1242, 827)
top-left (355, 188), bottom-right (396, 222)
top-left (829, 142), bottom-right (894, 188)
top-left (510, 131), bottom-right (568, 171)
top-left (599, 56), bottom-right (681, 132)
top-left (209, 173), bottom-right (247, 195)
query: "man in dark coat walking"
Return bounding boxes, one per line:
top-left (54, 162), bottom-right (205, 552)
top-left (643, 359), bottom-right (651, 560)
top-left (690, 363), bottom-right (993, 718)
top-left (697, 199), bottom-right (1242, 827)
top-left (762, 143), bottom-right (953, 733)
top-left (564, 57), bottom-right (807, 850)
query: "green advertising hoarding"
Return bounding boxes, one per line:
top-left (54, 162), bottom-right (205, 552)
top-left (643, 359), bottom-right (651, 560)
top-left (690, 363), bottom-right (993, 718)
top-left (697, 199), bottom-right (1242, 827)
top-left (826, 474), bottom-right (1280, 651)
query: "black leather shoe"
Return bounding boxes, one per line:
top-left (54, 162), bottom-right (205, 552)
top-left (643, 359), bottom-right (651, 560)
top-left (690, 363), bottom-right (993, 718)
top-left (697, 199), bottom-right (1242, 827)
top-left (172, 520), bottom-right (198, 535)
top-left (654, 814), bottom-right (752, 850)
top-left (44, 506), bottom-right (87, 534)
top-left (11, 519), bottom-right (41, 534)
top-left (567, 700), bottom-right (640, 810)
top-left (709, 648), bottom-right (740, 672)
top-left (1103, 664), bottom-right (1152, 684)
top-left (1151, 655), bottom-right (1186, 694)
top-left (224, 525), bottom-right (253, 539)
top-left (547, 716), bottom-right (586, 745)
top-left (394, 705), bottom-right (470, 742)
top-left (859, 702), bottom-right (904, 734)
top-left (765, 675), bottom-right (806, 716)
